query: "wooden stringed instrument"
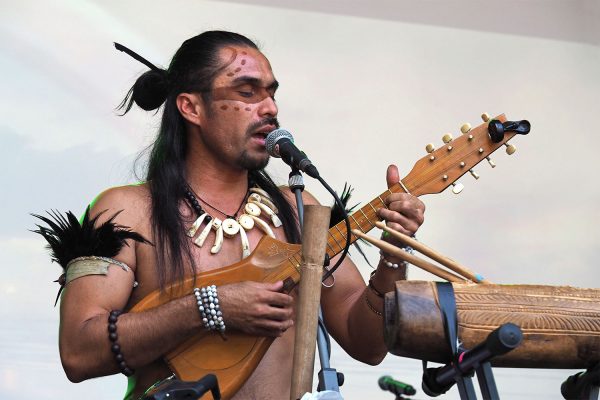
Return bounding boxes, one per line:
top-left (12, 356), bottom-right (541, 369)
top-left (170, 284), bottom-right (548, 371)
top-left (130, 113), bottom-right (528, 399)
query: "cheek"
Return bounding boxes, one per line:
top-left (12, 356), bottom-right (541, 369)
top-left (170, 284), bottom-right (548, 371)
top-left (216, 101), bottom-right (253, 113)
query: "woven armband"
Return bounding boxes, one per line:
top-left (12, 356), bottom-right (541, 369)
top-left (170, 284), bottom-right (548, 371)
top-left (66, 256), bottom-right (131, 284)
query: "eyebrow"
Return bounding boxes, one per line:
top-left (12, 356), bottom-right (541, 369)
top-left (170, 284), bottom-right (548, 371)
top-left (230, 76), bottom-right (279, 91)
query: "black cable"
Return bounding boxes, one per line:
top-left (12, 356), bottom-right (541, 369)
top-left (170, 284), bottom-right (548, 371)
top-left (318, 175), bottom-right (351, 282)
top-left (317, 316), bottom-right (332, 359)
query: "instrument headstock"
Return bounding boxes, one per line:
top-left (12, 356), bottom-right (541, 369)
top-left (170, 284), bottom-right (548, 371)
top-left (401, 113), bottom-right (530, 196)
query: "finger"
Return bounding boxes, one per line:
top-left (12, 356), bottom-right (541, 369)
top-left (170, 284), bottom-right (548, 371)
top-left (387, 199), bottom-right (423, 222)
top-left (262, 290), bottom-right (294, 308)
top-left (261, 280), bottom-right (284, 293)
top-left (263, 304), bottom-right (294, 321)
top-left (383, 195), bottom-right (425, 224)
top-left (377, 209), bottom-right (419, 235)
top-left (257, 319), bottom-right (294, 335)
top-left (386, 164), bottom-right (400, 189)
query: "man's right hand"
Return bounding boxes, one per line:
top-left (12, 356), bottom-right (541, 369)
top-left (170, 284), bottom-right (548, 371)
top-left (218, 281), bottom-right (294, 337)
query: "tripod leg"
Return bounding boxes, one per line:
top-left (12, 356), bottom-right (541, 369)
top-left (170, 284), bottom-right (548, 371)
top-left (456, 375), bottom-right (478, 400)
top-left (476, 362), bottom-right (500, 400)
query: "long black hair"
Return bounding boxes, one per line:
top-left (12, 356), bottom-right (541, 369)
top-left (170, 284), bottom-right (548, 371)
top-left (118, 31), bottom-right (301, 290)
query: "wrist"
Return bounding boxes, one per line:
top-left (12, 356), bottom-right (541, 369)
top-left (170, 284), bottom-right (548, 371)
top-left (380, 231), bottom-right (416, 253)
top-left (379, 250), bottom-right (410, 269)
top-left (369, 265), bottom-right (407, 297)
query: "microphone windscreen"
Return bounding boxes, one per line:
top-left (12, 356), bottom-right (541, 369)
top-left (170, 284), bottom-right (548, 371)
top-left (265, 129), bottom-right (293, 157)
top-left (378, 376), bottom-right (391, 390)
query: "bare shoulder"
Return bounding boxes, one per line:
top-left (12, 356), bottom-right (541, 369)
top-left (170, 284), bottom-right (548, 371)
top-left (88, 183), bottom-right (151, 232)
top-left (277, 185), bottom-right (321, 207)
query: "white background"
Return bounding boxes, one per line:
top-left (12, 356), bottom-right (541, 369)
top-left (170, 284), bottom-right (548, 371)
top-left (1, 1), bottom-right (599, 399)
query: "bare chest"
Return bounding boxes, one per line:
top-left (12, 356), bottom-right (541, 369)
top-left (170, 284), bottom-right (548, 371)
top-left (127, 218), bottom-right (289, 306)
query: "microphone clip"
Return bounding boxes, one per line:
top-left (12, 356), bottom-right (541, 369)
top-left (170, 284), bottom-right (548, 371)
top-left (288, 168), bottom-right (305, 192)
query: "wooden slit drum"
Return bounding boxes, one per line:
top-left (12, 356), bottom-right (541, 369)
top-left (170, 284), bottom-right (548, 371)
top-left (384, 281), bottom-right (600, 369)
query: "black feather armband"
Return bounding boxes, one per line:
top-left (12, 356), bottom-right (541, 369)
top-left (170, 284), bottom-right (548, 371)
top-left (31, 207), bottom-right (150, 305)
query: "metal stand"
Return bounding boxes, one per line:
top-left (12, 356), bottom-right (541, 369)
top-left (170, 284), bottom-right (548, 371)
top-left (288, 168), bottom-right (342, 392)
top-left (561, 363), bottom-right (600, 400)
top-left (422, 323), bottom-right (522, 399)
top-left (142, 373), bottom-right (221, 400)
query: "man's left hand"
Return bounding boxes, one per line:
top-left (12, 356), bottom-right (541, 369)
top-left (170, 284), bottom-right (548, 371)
top-left (376, 164), bottom-right (425, 247)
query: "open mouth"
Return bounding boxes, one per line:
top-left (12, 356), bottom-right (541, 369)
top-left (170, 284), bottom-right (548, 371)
top-left (255, 125), bottom-right (275, 136)
top-left (250, 125), bottom-right (275, 145)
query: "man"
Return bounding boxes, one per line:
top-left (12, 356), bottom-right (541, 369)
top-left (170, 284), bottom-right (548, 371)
top-left (57, 31), bottom-right (425, 399)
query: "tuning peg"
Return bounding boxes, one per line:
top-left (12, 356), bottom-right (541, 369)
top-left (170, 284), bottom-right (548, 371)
top-left (451, 182), bottom-right (464, 194)
top-left (504, 143), bottom-right (517, 155)
top-left (486, 156), bottom-right (496, 168)
top-left (442, 134), bottom-right (453, 143)
top-left (426, 143), bottom-right (436, 161)
top-left (469, 169), bottom-right (480, 179)
top-left (481, 113), bottom-right (491, 122)
top-left (460, 123), bottom-right (471, 134)
top-left (488, 119), bottom-right (531, 143)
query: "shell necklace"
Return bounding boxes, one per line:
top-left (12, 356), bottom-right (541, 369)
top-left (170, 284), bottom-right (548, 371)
top-left (183, 185), bottom-right (282, 258)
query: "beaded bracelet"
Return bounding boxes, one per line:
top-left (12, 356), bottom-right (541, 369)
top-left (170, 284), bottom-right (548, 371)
top-left (364, 290), bottom-right (383, 316)
top-left (107, 310), bottom-right (135, 376)
top-left (379, 243), bottom-right (415, 269)
top-left (367, 279), bottom-right (385, 298)
top-left (379, 250), bottom-right (406, 269)
top-left (193, 285), bottom-right (226, 333)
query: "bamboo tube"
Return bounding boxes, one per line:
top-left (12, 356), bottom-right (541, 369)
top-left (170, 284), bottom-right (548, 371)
top-left (290, 205), bottom-right (331, 400)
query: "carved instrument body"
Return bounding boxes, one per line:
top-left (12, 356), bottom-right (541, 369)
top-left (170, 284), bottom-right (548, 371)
top-left (384, 281), bottom-right (600, 369)
top-left (130, 237), bottom-right (302, 399)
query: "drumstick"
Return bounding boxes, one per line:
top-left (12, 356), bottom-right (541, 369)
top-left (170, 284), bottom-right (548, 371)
top-left (352, 229), bottom-right (466, 283)
top-left (375, 221), bottom-right (491, 284)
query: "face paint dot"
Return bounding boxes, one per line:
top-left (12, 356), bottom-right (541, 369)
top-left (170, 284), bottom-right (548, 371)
top-left (242, 51), bottom-right (247, 55)
top-left (227, 72), bottom-right (234, 77)
top-left (245, 107), bottom-right (251, 112)
top-left (220, 105), bottom-right (229, 110)
top-left (234, 106), bottom-right (240, 111)
top-left (241, 59), bottom-right (246, 65)
top-left (234, 67), bottom-right (241, 73)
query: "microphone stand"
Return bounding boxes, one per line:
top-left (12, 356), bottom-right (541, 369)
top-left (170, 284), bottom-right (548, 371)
top-left (561, 363), bottom-right (600, 400)
top-left (288, 168), bottom-right (342, 393)
top-left (142, 374), bottom-right (221, 400)
top-left (422, 323), bottom-right (523, 400)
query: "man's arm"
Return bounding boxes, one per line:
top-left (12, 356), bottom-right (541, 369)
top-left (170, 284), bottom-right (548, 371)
top-left (315, 164), bottom-right (425, 364)
top-left (58, 185), bottom-right (295, 382)
top-left (58, 185), bottom-right (205, 381)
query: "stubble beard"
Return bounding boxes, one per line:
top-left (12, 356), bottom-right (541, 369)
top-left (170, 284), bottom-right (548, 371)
top-left (236, 116), bottom-right (279, 171)
top-left (237, 150), bottom-right (270, 171)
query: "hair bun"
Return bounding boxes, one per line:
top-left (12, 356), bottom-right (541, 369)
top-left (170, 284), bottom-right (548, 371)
top-left (131, 69), bottom-right (169, 111)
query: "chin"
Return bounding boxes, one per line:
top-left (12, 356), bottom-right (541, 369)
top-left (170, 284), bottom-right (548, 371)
top-left (238, 152), bottom-right (270, 171)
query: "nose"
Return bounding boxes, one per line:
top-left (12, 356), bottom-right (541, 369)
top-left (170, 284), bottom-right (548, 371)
top-left (258, 95), bottom-right (278, 119)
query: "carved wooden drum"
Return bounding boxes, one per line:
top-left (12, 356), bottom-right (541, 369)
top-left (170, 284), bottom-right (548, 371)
top-left (384, 281), bottom-right (600, 368)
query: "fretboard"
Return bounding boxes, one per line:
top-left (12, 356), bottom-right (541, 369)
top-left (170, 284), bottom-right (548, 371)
top-left (325, 181), bottom-right (406, 259)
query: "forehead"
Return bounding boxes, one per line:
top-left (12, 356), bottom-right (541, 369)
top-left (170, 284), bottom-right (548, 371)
top-left (212, 46), bottom-right (275, 87)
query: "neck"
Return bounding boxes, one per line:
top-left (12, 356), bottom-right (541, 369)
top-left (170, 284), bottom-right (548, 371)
top-left (185, 150), bottom-right (250, 218)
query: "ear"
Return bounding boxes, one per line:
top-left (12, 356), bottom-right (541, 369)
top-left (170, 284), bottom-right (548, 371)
top-left (176, 93), bottom-right (205, 125)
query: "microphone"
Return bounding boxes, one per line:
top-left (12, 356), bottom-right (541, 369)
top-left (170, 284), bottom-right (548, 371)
top-left (560, 364), bottom-right (600, 399)
top-left (378, 375), bottom-right (417, 397)
top-left (143, 374), bottom-right (221, 399)
top-left (422, 323), bottom-right (522, 396)
top-left (265, 129), bottom-right (320, 178)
